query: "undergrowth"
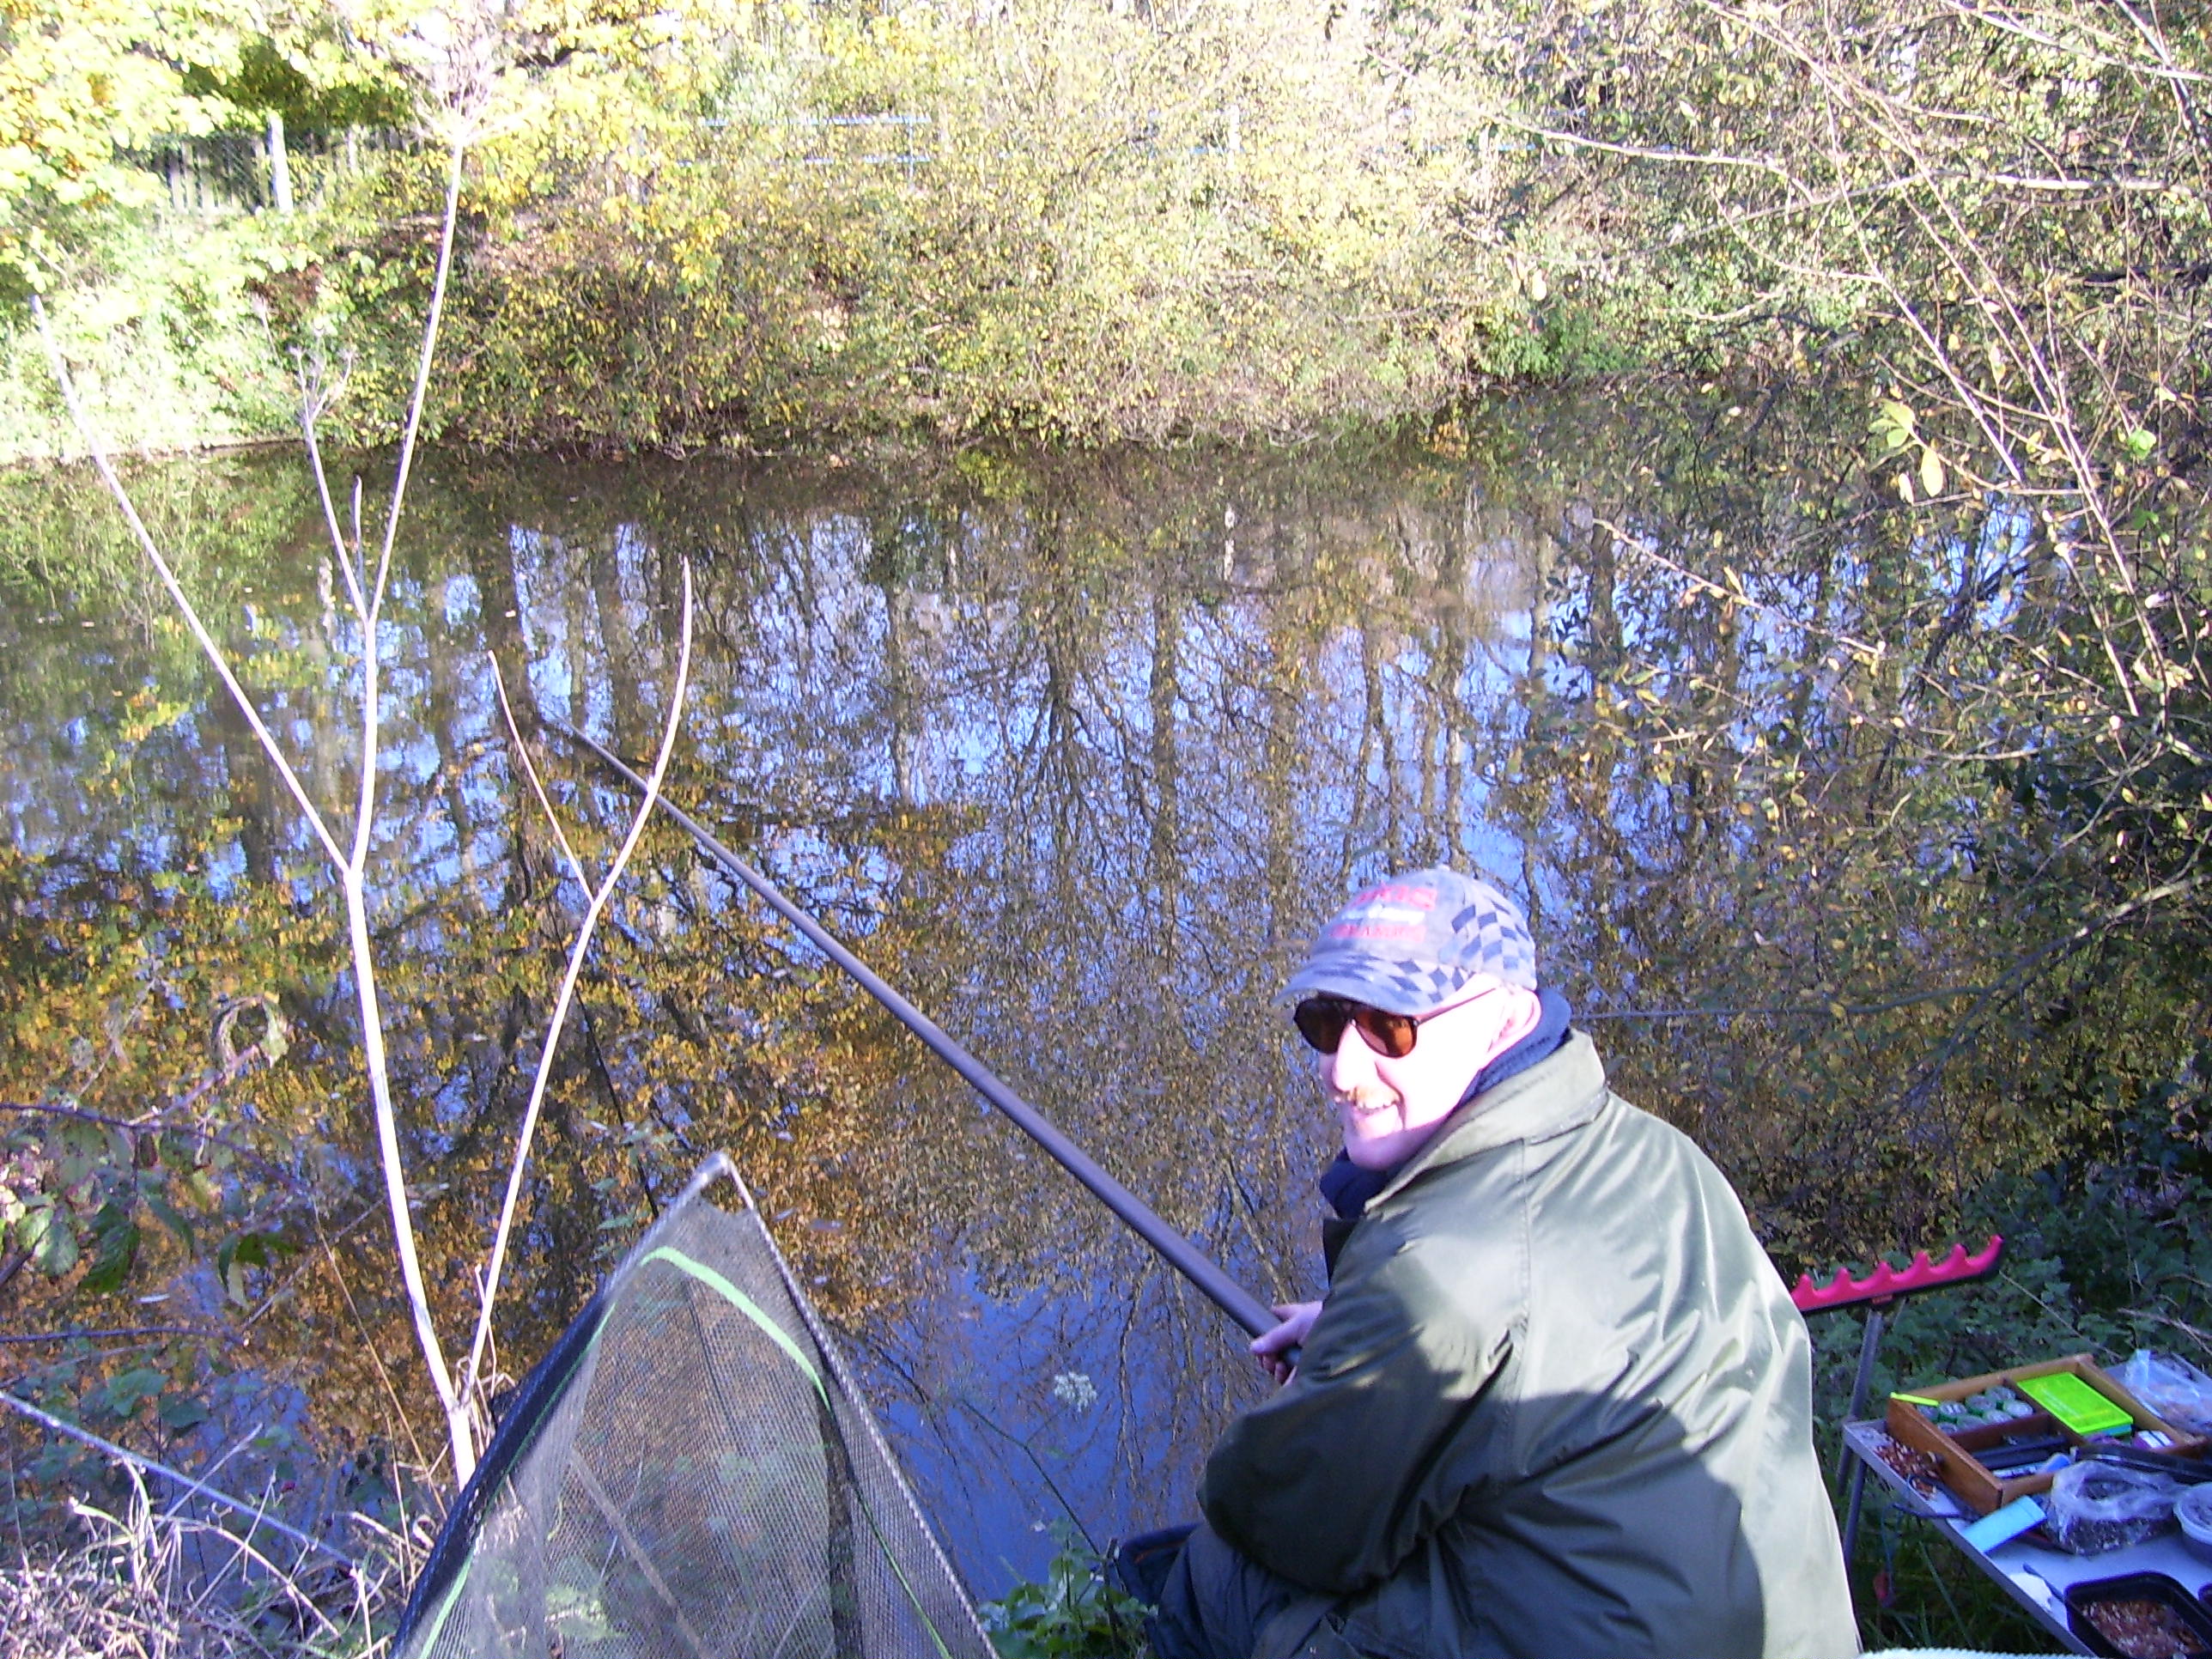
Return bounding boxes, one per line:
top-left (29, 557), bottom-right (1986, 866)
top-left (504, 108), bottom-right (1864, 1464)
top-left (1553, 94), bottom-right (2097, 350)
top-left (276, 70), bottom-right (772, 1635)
top-left (0, 1469), bottom-right (409, 1659)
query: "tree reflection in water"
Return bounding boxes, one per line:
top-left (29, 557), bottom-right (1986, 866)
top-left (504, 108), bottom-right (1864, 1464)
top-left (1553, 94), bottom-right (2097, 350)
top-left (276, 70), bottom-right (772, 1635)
top-left (0, 388), bottom-right (2170, 1591)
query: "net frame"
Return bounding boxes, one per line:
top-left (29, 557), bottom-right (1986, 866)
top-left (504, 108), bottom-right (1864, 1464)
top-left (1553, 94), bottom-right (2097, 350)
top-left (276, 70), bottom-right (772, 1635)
top-left (393, 1153), bottom-right (994, 1659)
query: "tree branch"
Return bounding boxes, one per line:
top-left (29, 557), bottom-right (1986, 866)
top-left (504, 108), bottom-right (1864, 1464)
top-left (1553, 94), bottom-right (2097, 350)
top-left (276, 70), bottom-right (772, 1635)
top-left (458, 562), bottom-right (696, 1413)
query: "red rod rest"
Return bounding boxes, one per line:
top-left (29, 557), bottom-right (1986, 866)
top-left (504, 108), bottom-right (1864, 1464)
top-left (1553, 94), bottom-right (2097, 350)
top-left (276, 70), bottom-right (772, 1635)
top-left (1790, 1235), bottom-right (2005, 1315)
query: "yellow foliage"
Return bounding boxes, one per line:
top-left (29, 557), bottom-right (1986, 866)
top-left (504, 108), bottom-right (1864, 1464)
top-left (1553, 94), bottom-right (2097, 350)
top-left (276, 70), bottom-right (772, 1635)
top-left (429, 0), bottom-right (1528, 445)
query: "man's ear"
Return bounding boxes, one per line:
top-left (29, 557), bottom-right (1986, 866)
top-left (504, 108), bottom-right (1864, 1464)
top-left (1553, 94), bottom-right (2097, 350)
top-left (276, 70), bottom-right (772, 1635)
top-left (1480, 986), bottom-right (1546, 1062)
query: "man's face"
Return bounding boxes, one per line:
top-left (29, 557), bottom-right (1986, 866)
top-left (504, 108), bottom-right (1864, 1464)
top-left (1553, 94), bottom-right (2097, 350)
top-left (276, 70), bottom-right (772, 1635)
top-left (1318, 982), bottom-right (1525, 1170)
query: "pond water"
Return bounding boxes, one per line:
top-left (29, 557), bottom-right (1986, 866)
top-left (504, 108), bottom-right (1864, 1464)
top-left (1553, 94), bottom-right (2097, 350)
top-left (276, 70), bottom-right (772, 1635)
top-left (0, 390), bottom-right (2051, 1596)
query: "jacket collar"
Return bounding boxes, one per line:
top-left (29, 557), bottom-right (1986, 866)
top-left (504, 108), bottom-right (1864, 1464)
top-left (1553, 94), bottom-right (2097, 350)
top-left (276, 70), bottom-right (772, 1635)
top-left (1369, 1029), bottom-right (1609, 1206)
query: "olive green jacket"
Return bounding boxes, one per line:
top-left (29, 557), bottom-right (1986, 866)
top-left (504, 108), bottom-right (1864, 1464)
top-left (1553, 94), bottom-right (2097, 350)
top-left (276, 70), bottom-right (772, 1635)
top-left (1200, 1032), bottom-right (1856, 1659)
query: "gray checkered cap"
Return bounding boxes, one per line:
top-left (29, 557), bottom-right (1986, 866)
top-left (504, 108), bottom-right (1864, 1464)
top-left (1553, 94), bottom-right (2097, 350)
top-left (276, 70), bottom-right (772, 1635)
top-left (1285, 867), bottom-right (1538, 1015)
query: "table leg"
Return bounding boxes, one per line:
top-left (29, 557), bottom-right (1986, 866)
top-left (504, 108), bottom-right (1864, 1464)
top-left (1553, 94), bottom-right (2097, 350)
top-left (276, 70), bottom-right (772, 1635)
top-left (1840, 1304), bottom-right (1888, 1564)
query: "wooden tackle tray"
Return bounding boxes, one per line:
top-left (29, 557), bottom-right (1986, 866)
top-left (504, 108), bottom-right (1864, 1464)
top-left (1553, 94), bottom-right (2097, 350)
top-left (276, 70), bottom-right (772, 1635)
top-left (1885, 1352), bottom-right (2205, 1516)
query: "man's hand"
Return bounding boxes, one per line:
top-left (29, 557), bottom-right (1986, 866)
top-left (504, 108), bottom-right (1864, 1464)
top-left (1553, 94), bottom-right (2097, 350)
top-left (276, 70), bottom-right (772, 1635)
top-left (1250, 1300), bottom-right (1323, 1385)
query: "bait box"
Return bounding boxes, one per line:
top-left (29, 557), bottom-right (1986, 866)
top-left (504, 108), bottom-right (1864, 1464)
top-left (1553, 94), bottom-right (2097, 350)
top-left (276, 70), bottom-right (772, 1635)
top-left (1887, 1354), bottom-right (2202, 1516)
top-left (2066, 1571), bottom-right (2212, 1658)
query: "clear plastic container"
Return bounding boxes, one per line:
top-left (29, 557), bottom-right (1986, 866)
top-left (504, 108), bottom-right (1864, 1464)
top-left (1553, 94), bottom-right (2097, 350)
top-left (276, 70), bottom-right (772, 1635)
top-left (2174, 1481), bottom-right (2212, 1563)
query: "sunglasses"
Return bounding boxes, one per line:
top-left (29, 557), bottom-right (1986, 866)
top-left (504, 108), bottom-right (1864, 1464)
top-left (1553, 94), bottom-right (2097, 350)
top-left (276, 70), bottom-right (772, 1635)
top-left (1292, 995), bottom-right (1427, 1059)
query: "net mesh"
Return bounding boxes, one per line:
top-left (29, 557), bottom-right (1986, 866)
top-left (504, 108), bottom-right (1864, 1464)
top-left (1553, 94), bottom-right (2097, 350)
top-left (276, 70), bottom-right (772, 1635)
top-left (397, 1159), bottom-right (993, 1659)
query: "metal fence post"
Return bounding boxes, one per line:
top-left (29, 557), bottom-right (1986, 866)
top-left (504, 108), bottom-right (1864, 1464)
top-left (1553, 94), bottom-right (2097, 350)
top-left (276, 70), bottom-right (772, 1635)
top-left (268, 112), bottom-right (295, 213)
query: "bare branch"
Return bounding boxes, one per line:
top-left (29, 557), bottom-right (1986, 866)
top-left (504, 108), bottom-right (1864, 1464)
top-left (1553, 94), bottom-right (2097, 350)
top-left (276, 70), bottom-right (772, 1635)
top-left (0, 1390), bottom-right (355, 1568)
top-left (0, 1326), bottom-right (214, 1345)
top-left (296, 352), bottom-right (368, 622)
top-left (0, 1099), bottom-right (303, 1188)
top-left (32, 299), bottom-right (346, 872)
top-left (459, 561), bottom-right (696, 1413)
top-left (1595, 516), bottom-right (1889, 664)
top-left (1490, 114), bottom-right (1794, 179)
top-left (370, 141), bottom-right (468, 626)
top-left (490, 653), bottom-right (588, 889)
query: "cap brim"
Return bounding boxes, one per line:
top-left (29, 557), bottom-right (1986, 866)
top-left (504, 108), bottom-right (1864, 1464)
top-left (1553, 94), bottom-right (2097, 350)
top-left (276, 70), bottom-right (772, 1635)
top-left (1283, 958), bottom-right (1473, 1017)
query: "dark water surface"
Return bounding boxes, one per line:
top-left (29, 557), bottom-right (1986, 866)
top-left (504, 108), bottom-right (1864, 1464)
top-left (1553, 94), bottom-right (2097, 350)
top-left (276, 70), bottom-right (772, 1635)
top-left (0, 393), bottom-right (2046, 1595)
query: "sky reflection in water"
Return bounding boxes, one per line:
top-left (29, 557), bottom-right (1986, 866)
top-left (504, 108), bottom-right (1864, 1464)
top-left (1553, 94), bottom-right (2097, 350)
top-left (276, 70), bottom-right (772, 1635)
top-left (0, 402), bottom-right (1984, 1593)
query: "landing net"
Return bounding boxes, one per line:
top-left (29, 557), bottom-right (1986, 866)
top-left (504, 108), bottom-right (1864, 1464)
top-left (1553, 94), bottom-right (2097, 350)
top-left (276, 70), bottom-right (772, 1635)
top-left (395, 1155), bottom-right (992, 1659)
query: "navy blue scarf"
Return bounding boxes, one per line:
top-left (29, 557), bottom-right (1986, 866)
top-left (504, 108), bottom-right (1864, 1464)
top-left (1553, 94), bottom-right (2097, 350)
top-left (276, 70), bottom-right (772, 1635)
top-left (1317, 987), bottom-right (1575, 1223)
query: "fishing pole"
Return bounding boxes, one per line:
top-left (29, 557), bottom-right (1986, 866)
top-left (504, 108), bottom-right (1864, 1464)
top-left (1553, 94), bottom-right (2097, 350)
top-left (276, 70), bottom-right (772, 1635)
top-left (559, 725), bottom-right (1281, 1340)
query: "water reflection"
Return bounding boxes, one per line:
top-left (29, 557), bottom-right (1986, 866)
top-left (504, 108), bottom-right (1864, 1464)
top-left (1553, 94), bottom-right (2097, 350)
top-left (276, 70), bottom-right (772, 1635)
top-left (0, 397), bottom-right (2066, 1592)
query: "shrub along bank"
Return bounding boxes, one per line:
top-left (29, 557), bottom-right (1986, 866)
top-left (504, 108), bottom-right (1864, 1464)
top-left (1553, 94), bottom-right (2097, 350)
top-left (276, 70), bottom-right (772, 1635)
top-left (9, 0), bottom-right (2204, 468)
top-left (5, 2), bottom-right (1578, 461)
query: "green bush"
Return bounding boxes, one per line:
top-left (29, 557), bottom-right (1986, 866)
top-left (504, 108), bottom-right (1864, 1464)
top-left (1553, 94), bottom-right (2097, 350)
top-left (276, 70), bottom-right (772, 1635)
top-left (981, 1526), bottom-right (1152, 1659)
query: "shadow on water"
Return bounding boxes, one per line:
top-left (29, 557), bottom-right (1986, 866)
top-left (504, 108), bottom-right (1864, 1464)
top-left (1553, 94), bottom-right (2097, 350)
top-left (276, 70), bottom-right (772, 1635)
top-left (0, 390), bottom-right (2101, 1594)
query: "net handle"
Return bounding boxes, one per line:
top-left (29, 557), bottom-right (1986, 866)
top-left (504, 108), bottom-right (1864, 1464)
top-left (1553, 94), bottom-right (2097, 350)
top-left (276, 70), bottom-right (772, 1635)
top-left (562, 726), bottom-right (1280, 1340)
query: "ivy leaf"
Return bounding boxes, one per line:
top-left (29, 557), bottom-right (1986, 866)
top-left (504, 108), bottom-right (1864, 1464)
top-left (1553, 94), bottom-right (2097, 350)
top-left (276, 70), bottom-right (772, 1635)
top-left (156, 1395), bottom-right (212, 1434)
top-left (102, 1368), bottom-right (167, 1419)
top-left (18, 1200), bottom-right (79, 1277)
top-left (216, 1234), bottom-right (250, 1305)
top-left (80, 1200), bottom-right (141, 1295)
top-left (216, 1231), bottom-right (294, 1306)
top-left (143, 1186), bottom-right (197, 1254)
top-left (1870, 399), bottom-right (1917, 458)
top-left (53, 1117), bottom-right (109, 1199)
top-left (261, 1008), bottom-right (289, 1065)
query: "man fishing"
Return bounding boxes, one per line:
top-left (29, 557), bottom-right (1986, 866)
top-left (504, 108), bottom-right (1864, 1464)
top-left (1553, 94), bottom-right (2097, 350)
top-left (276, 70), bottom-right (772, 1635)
top-left (1146, 867), bottom-right (1857, 1659)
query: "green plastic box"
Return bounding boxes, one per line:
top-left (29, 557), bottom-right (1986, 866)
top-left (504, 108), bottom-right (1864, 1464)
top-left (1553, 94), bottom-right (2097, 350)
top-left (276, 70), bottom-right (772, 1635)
top-left (2016, 1371), bottom-right (2135, 1437)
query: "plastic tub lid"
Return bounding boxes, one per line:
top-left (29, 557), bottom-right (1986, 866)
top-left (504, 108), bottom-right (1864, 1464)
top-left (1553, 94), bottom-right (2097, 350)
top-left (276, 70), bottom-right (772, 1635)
top-left (2178, 1482), bottom-right (2212, 1540)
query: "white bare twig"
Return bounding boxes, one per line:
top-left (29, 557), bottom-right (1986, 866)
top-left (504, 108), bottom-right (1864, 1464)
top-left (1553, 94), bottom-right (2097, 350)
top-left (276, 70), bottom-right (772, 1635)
top-left (370, 140), bottom-right (467, 626)
top-left (40, 137), bottom-right (484, 1486)
top-left (32, 301), bottom-right (346, 873)
top-left (459, 562), bottom-right (696, 1413)
top-left (306, 136), bottom-right (479, 1486)
top-left (491, 656), bottom-right (588, 889)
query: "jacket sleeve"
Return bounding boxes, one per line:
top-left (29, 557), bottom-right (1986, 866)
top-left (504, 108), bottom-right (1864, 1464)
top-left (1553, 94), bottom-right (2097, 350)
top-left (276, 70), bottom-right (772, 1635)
top-left (1199, 1221), bottom-right (1519, 1595)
